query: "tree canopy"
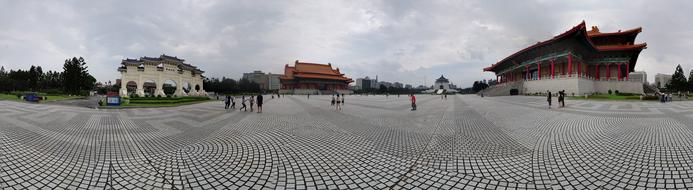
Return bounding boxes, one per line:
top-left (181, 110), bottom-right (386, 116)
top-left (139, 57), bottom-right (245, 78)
top-left (666, 64), bottom-right (687, 92)
top-left (62, 57), bottom-right (96, 95)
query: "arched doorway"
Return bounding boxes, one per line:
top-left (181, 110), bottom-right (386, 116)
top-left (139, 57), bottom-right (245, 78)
top-left (163, 79), bottom-right (177, 96)
top-left (195, 84), bottom-right (200, 92)
top-left (126, 81), bottom-right (137, 96)
top-left (182, 82), bottom-right (192, 94)
top-left (143, 80), bottom-right (157, 97)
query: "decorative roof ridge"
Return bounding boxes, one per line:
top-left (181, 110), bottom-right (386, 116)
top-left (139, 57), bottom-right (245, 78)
top-left (587, 27), bottom-right (642, 37)
top-left (595, 43), bottom-right (648, 51)
top-left (484, 21), bottom-right (588, 71)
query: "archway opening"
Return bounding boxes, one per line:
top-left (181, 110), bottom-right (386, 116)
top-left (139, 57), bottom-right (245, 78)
top-left (195, 84), bottom-right (200, 91)
top-left (183, 82), bottom-right (192, 94)
top-left (143, 80), bottom-right (156, 97)
top-left (126, 81), bottom-right (137, 96)
top-left (163, 79), bottom-right (177, 96)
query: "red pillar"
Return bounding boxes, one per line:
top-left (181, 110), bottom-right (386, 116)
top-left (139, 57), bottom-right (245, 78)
top-left (595, 63), bottom-right (600, 80)
top-left (617, 63), bottom-right (622, 81)
top-left (626, 62), bottom-right (630, 81)
top-left (568, 54), bottom-right (573, 77)
top-left (551, 60), bottom-right (555, 79)
top-left (606, 63), bottom-right (611, 80)
top-left (577, 61), bottom-right (581, 77)
top-left (537, 62), bottom-right (541, 80)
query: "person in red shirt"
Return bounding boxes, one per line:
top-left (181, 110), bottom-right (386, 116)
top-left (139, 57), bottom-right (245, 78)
top-left (410, 94), bottom-right (417, 111)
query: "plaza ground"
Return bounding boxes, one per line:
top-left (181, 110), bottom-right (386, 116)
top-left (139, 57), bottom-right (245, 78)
top-left (1, 95), bottom-right (693, 189)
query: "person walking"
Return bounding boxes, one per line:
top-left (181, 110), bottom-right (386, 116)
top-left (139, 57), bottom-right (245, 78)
top-left (240, 96), bottom-right (247, 111)
top-left (249, 95), bottom-right (255, 112)
top-left (444, 94), bottom-right (447, 100)
top-left (558, 91), bottom-right (564, 108)
top-left (331, 95), bottom-right (336, 107)
top-left (547, 90), bottom-right (552, 109)
top-left (341, 94), bottom-right (345, 105)
top-left (410, 94), bottom-right (417, 111)
top-left (230, 96), bottom-right (236, 109)
top-left (224, 95), bottom-right (230, 109)
top-left (561, 90), bottom-right (566, 107)
top-left (336, 94), bottom-right (342, 110)
top-left (256, 94), bottom-right (263, 113)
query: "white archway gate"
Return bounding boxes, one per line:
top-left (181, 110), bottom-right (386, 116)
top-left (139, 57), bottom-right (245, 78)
top-left (118, 54), bottom-right (206, 97)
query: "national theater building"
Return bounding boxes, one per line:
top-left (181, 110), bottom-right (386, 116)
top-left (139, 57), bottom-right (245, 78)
top-left (280, 60), bottom-right (353, 94)
top-left (483, 21), bottom-right (647, 96)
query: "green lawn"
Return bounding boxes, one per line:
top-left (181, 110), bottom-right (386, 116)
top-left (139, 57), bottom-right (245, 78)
top-left (0, 93), bottom-right (85, 102)
top-left (101, 97), bottom-right (214, 108)
top-left (121, 100), bottom-right (216, 108)
top-left (0, 93), bottom-right (22, 102)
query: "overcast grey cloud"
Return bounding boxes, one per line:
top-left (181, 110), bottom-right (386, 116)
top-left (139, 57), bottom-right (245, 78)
top-left (1, 0), bottom-right (692, 87)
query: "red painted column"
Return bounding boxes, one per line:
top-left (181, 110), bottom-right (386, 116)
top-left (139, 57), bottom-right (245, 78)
top-left (606, 63), bottom-right (611, 80)
top-left (617, 63), bottom-right (622, 81)
top-left (577, 61), bottom-right (581, 77)
top-left (551, 60), bottom-right (555, 79)
top-left (626, 62), bottom-right (630, 81)
top-left (537, 62), bottom-right (541, 80)
top-left (525, 65), bottom-right (529, 80)
top-left (595, 63), bottom-right (600, 80)
top-left (568, 54), bottom-right (573, 77)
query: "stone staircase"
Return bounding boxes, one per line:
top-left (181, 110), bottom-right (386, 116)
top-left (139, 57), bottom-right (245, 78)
top-left (478, 81), bottom-right (524, 96)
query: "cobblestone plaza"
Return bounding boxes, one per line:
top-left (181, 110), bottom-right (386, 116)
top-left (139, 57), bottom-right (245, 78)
top-left (2, 95), bottom-right (693, 189)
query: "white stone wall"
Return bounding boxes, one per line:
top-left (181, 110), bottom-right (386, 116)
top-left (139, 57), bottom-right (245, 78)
top-left (522, 77), bottom-right (643, 96)
top-left (593, 80), bottom-right (644, 94)
top-left (119, 63), bottom-right (206, 97)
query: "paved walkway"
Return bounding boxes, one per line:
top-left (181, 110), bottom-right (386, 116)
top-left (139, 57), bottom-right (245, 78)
top-left (1, 95), bottom-right (693, 189)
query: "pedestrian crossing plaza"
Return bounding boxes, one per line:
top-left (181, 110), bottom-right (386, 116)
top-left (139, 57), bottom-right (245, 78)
top-left (1, 95), bottom-right (693, 189)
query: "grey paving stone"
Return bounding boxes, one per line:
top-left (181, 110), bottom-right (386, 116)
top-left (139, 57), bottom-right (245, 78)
top-left (1, 95), bottom-right (693, 189)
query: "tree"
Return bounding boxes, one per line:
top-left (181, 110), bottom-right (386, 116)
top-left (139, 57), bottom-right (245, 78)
top-left (666, 64), bottom-right (687, 92)
top-left (62, 57), bottom-right (96, 95)
top-left (379, 84), bottom-right (388, 93)
top-left (688, 69), bottom-right (693, 92)
top-left (472, 80), bottom-right (489, 92)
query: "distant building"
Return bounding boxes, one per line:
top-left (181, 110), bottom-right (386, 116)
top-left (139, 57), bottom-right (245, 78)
top-left (393, 82), bottom-right (404, 88)
top-left (655, 73), bottom-right (672, 89)
top-left (267, 73), bottom-right (282, 90)
top-left (243, 71), bottom-right (269, 89)
top-left (355, 76), bottom-right (378, 90)
top-left (280, 60), bottom-right (353, 94)
top-left (242, 71), bottom-right (283, 91)
top-left (423, 75), bottom-right (459, 94)
top-left (629, 71), bottom-right (647, 84)
top-left (405, 84), bottom-right (412, 89)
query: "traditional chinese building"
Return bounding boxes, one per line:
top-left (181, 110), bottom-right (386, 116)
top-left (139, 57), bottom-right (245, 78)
top-left (483, 21), bottom-right (647, 96)
top-left (118, 54), bottom-right (206, 97)
top-left (280, 60), bottom-right (353, 94)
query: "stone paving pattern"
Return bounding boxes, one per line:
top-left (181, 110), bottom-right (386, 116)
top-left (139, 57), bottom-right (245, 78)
top-left (1, 95), bottom-right (693, 189)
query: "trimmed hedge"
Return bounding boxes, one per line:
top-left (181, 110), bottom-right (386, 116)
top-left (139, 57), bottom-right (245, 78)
top-left (128, 96), bottom-right (209, 104)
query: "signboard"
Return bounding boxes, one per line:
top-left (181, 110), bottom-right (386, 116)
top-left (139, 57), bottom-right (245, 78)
top-left (106, 92), bottom-right (121, 106)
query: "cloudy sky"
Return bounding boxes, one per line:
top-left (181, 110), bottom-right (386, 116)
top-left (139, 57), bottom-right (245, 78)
top-left (1, 0), bottom-right (691, 87)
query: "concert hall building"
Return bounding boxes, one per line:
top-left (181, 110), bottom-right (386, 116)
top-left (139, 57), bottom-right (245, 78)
top-left (483, 21), bottom-right (647, 96)
top-left (279, 60), bottom-right (353, 94)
